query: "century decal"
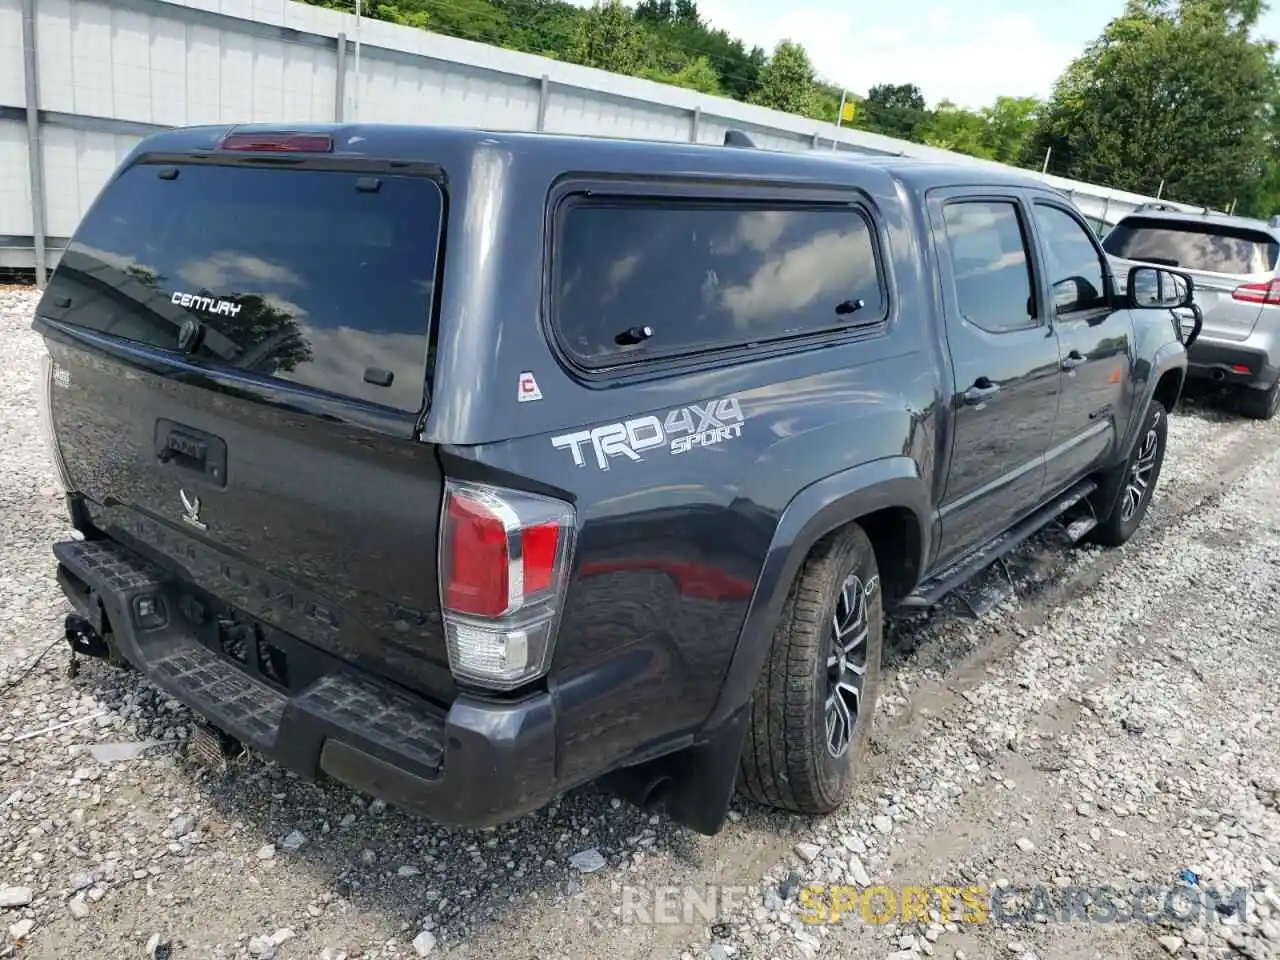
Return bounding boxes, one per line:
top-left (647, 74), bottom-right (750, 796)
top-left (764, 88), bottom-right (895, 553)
top-left (552, 397), bottom-right (745, 470)
top-left (170, 291), bottom-right (243, 317)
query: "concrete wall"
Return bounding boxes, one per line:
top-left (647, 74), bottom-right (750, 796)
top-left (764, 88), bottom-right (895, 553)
top-left (1, 0), bottom-right (1207, 279)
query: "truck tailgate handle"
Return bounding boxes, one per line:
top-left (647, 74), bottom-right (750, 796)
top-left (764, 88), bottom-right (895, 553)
top-left (155, 419), bottom-right (228, 487)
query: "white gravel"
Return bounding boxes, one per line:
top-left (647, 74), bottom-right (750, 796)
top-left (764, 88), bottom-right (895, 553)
top-left (2, 282), bottom-right (1279, 960)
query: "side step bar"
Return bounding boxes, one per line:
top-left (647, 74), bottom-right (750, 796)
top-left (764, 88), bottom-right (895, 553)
top-left (896, 478), bottom-right (1098, 615)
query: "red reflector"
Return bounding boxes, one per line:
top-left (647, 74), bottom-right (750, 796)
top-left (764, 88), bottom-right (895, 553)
top-left (444, 493), bottom-right (509, 617)
top-left (220, 132), bottom-right (333, 153)
top-left (1232, 363), bottom-right (1252, 374)
top-left (521, 522), bottom-right (561, 596)
top-left (1232, 280), bottom-right (1280, 305)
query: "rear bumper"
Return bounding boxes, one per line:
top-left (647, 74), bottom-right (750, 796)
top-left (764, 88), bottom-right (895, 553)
top-left (53, 537), bottom-right (560, 828)
top-left (1186, 325), bottom-right (1280, 390)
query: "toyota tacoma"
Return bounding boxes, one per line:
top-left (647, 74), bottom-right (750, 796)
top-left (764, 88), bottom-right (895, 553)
top-left (34, 123), bottom-right (1195, 835)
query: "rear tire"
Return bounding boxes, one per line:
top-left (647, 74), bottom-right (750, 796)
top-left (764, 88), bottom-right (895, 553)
top-left (1238, 377), bottom-right (1280, 421)
top-left (737, 523), bottom-right (883, 815)
top-left (1089, 401), bottom-right (1168, 547)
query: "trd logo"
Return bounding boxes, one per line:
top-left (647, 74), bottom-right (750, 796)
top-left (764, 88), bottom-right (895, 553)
top-left (552, 397), bottom-right (745, 471)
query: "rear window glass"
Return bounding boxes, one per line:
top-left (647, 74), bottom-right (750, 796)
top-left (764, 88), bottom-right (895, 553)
top-left (551, 198), bottom-right (886, 367)
top-left (41, 161), bottom-right (442, 412)
top-left (1102, 217), bottom-right (1279, 275)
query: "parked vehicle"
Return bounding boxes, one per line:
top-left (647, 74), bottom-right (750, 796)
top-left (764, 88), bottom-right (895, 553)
top-left (34, 124), bottom-right (1194, 836)
top-left (1103, 202), bottom-right (1280, 419)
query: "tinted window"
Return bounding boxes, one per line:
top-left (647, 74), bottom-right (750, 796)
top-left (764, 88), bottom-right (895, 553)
top-left (1084, 216), bottom-right (1109, 238)
top-left (1102, 217), bottom-right (1279, 275)
top-left (40, 162), bottom-right (442, 412)
top-left (1034, 203), bottom-right (1108, 315)
top-left (552, 199), bottom-right (885, 366)
top-left (940, 201), bottom-right (1036, 333)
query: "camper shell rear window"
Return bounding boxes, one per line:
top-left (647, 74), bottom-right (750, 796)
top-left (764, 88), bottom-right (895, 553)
top-left (40, 160), bottom-right (444, 413)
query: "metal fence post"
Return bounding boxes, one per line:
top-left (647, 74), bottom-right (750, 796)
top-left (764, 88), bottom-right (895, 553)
top-left (537, 75), bottom-right (549, 132)
top-left (334, 32), bottom-right (347, 121)
top-left (689, 106), bottom-right (700, 143)
top-left (21, 0), bottom-right (47, 288)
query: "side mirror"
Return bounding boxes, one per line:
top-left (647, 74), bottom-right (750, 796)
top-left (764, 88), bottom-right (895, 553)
top-left (1052, 276), bottom-right (1092, 312)
top-left (1127, 265), bottom-right (1194, 310)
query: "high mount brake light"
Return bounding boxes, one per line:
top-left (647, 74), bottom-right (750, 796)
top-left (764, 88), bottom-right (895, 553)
top-left (220, 132), bottom-right (333, 153)
top-left (438, 481), bottom-right (576, 690)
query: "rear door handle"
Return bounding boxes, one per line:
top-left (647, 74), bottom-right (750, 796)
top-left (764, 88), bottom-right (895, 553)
top-left (1062, 351), bottom-right (1087, 371)
top-left (962, 378), bottom-right (1001, 405)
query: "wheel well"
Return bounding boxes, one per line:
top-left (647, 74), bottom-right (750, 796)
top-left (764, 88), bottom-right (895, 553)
top-left (849, 507), bottom-right (923, 606)
top-left (1153, 369), bottom-right (1184, 413)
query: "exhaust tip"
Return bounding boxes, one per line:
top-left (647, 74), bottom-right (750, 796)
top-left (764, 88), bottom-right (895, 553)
top-left (1211, 368), bottom-right (1227, 382)
top-left (640, 775), bottom-right (674, 809)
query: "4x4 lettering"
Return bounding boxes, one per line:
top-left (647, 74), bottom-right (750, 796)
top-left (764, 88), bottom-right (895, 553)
top-left (664, 408), bottom-right (695, 435)
top-left (551, 395), bottom-right (746, 470)
top-left (688, 401), bottom-right (723, 432)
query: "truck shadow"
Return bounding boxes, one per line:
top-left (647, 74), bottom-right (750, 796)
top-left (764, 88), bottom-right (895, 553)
top-left (62, 654), bottom-right (712, 954)
top-left (1177, 379), bottom-right (1257, 421)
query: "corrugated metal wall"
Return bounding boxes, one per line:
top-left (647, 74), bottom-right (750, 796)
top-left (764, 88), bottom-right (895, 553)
top-left (0, 0), bottom-right (1206, 280)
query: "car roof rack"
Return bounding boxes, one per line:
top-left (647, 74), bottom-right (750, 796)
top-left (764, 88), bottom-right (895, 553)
top-left (723, 129), bottom-right (758, 149)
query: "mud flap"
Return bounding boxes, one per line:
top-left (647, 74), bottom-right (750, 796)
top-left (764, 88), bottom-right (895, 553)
top-left (605, 706), bottom-right (750, 836)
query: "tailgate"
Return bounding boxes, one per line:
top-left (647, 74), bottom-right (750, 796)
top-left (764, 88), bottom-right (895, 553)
top-left (1177, 267), bottom-right (1266, 343)
top-left (36, 155), bottom-right (454, 701)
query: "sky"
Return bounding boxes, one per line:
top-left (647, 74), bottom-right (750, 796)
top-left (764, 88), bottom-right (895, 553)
top-left (578, 0), bottom-right (1280, 111)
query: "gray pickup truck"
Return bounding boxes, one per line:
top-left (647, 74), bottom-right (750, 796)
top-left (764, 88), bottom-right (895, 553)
top-left (33, 124), bottom-right (1194, 836)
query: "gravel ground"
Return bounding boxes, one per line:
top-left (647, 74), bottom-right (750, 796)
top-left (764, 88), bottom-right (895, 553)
top-left (2, 283), bottom-right (1279, 960)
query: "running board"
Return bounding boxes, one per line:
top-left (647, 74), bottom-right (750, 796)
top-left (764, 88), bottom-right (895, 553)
top-left (896, 478), bottom-right (1098, 615)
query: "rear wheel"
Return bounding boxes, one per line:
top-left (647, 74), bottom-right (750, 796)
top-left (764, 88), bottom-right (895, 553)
top-left (1238, 376), bottom-right (1280, 421)
top-left (1089, 400), bottom-right (1168, 547)
top-left (738, 523), bottom-right (883, 815)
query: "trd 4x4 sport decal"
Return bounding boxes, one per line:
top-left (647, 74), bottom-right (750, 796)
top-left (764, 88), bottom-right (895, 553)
top-left (551, 397), bottom-right (745, 471)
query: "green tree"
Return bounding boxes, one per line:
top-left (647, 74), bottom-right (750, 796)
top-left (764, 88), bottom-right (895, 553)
top-left (643, 55), bottom-right (722, 94)
top-left (750, 40), bottom-right (822, 118)
top-left (1028, 0), bottom-right (1278, 210)
top-left (569, 0), bottom-right (646, 74)
top-left (638, 0), bottom-right (762, 101)
top-left (981, 96), bottom-right (1041, 164)
top-left (861, 83), bottom-right (929, 140)
top-left (308, 0), bottom-right (429, 30)
top-left (921, 101), bottom-right (993, 157)
top-left (635, 0), bottom-right (673, 24)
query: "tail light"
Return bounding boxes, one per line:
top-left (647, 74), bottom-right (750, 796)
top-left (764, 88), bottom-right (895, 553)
top-left (439, 480), bottom-right (576, 690)
top-left (36, 351), bottom-right (75, 493)
top-left (1231, 280), bottom-right (1280, 305)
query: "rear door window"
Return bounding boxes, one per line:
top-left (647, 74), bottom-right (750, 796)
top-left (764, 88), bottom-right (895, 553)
top-left (1102, 217), bottom-right (1279, 275)
top-left (42, 161), bottom-right (443, 412)
top-left (550, 197), bottom-right (887, 368)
